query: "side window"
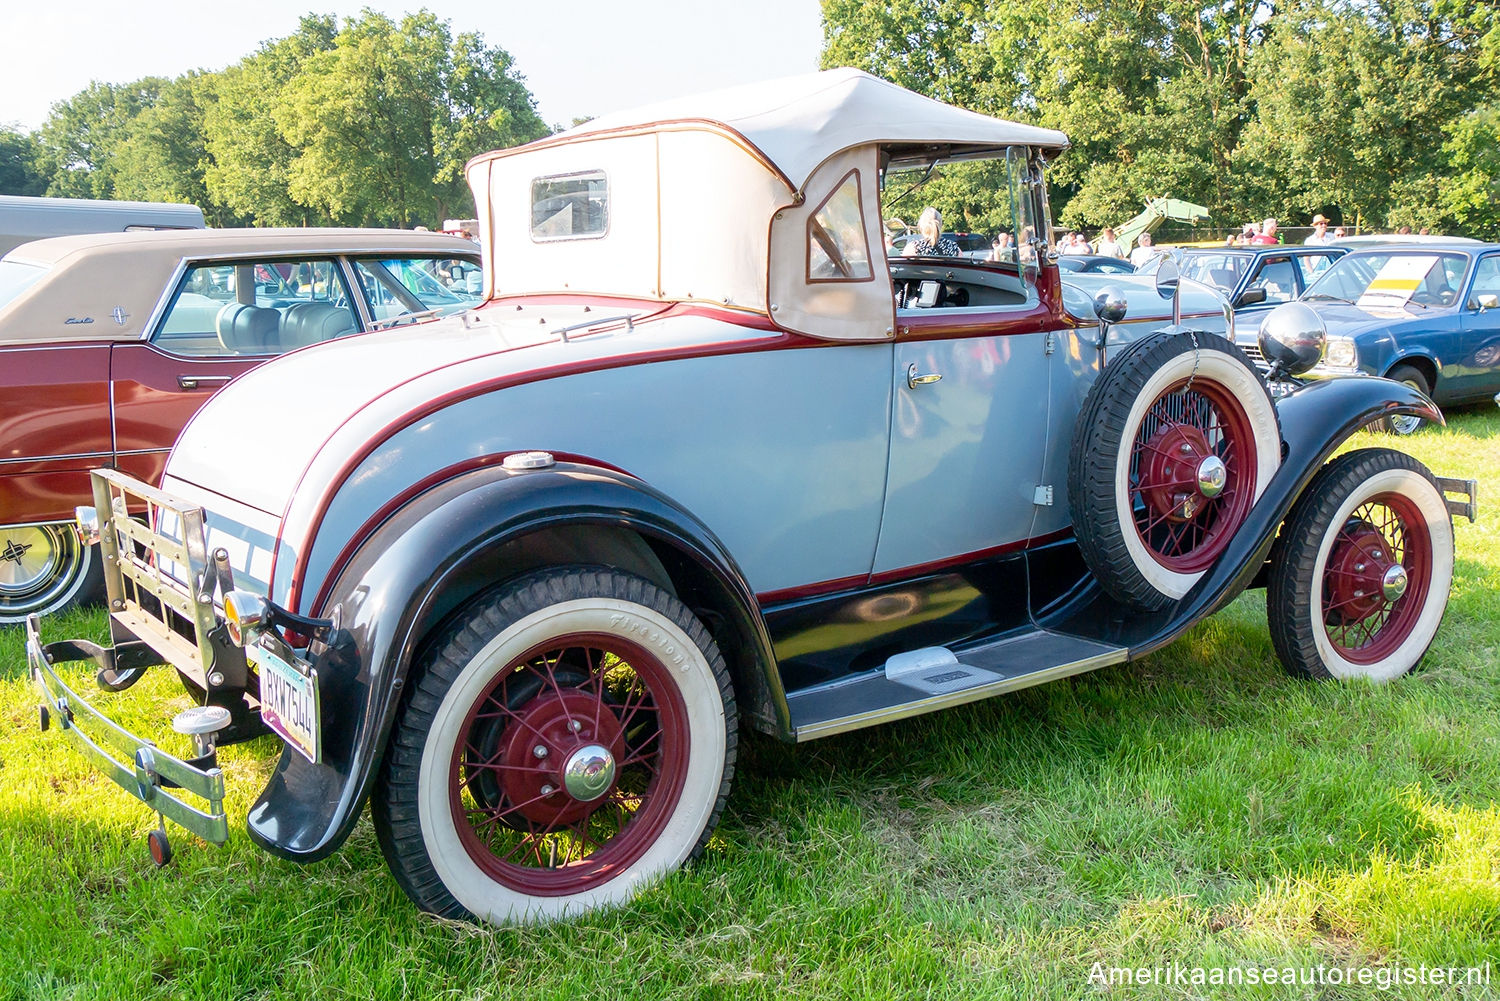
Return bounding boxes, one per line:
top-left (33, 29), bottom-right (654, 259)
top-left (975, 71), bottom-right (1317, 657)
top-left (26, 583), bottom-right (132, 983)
top-left (1251, 257), bottom-right (1297, 304)
top-left (531, 170), bottom-right (608, 240)
top-left (1469, 255), bottom-right (1500, 304)
top-left (806, 170), bottom-right (872, 281)
top-left (352, 257), bottom-right (483, 326)
top-left (153, 259), bottom-right (358, 357)
top-left (1294, 253), bottom-right (1338, 289)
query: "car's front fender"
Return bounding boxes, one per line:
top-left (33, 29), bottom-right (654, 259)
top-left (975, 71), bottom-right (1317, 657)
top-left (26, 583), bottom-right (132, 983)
top-left (244, 460), bottom-right (781, 862)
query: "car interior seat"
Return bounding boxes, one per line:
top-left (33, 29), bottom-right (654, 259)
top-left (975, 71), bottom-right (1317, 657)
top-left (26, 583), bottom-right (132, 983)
top-left (216, 302), bottom-right (281, 354)
top-left (280, 301), bottom-right (358, 348)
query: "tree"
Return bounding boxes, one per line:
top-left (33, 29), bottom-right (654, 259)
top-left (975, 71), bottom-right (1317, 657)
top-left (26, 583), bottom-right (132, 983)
top-left (821, 0), bottom-right (1500, 235)
top-left (275, 10), bottom-right (547, 228)
top-left (203, 15), bottom-right (339, 226)
top-left (0, 126), bottom-right (46, 196)
top-left (1237, 0), bottom-right (1496, 231)
top-left (1440, 13), bottom-right (1500, 238)
top-left (34, 78), bottom-right (168, 198)
top-left (112, 73), bottom-right (236, 223)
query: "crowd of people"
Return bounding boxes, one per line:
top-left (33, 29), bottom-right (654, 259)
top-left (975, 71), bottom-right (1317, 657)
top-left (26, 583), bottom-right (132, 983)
top-left (889, 205), bottom-right (1443, 268)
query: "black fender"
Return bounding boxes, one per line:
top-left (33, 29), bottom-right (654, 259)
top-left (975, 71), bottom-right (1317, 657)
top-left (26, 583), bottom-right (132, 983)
top-left (1047, 375), bottom-right (1443, 654)
top-left (245, 460), bottom-right (783, 862)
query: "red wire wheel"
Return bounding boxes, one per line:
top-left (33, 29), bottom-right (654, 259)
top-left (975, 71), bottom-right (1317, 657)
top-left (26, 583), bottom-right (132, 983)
top-left (373, 567), bottom-right (736, 924)
top-left (1267, 448), bottom-right (1454, 682)
top-left (1128, 377), bottom-right (1258, 573)
top-left (448, 635), bottom-right (689, 894)
top-left (1319, 494), bottom-right (1432, 664)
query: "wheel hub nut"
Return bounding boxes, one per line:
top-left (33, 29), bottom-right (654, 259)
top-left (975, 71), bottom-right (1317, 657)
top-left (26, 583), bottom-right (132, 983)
top-left (562, 744), bottom-right (615, 801)
top-left (1381, 564), bottom-right (1409, 601)
top-left (1195, 455), bottom-right (1227, 498)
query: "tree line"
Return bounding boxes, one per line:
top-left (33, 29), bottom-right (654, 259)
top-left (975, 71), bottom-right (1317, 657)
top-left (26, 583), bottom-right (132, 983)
top-left (822, 0), bottom-right (1500, 240)
top-left (0, 11), bottom-right (549, 229)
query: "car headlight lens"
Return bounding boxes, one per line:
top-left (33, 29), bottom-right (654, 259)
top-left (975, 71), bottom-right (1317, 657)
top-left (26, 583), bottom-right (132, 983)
top-left (1325, 338), bottom-right (1358, 369)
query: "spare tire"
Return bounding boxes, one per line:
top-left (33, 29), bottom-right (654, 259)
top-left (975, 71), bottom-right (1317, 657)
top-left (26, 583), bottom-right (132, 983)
top-left (1068, 330), bottom-right (1281, 610)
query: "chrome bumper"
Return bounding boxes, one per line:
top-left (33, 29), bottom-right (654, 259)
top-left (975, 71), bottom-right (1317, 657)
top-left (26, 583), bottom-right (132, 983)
top-left (28, 468), bottom-right (239, 845)
top-left (29, 613), bottom-right (229, 844)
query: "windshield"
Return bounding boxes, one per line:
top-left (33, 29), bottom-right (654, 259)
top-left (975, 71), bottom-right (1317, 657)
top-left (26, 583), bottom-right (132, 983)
top-left (1179, 252), bottom-right (1252, 293)
top-left (0, 260), bottom-right (47, 311)
top-left (1305, 251), bottom-right (1470, 308)
top-left (881, 146), bottom-right (1047, 279)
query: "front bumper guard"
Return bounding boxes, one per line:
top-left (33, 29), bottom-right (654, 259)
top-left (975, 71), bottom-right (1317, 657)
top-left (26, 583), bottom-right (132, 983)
top-left (29, 612), bottom-right (229, 845)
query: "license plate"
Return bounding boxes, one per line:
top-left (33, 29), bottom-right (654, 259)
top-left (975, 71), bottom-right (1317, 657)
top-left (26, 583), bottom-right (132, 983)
top-left (248, 643), bottom-right (320, 763)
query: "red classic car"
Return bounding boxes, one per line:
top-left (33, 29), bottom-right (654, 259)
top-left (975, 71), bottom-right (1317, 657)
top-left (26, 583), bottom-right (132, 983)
top-left (0, 228), bottom-right (481, 622)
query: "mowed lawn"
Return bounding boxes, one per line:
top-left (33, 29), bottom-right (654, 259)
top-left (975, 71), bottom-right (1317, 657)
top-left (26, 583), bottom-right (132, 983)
top-left (1, 412), bottom-right (1496, 1001)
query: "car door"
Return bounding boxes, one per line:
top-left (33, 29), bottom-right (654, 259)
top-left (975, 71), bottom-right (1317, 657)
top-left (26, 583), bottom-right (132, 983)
top-left (110, 257), bottom-right (360, 488)
top-left (1245, 254), bottom-right (1298, 307)
top-left (0, 341), bottom-right (112, 525)
top-left (1454, 252), bottom-right (1500, 401)
top-left (873, 281), bottom-right (1053, 577)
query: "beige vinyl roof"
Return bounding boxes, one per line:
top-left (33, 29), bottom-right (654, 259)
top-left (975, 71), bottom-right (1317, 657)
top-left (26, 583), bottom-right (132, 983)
top-left (0, 228), bottom-right (478, 344)
top-left (493, 67), bottom-right (1071, 191)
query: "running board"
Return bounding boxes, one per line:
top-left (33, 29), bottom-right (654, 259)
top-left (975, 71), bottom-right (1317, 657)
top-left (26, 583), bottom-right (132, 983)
top-left (786, 629), bottom-right (1127, 741)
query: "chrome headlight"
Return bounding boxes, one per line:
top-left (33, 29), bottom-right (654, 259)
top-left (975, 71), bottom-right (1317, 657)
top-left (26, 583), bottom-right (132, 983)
top-left (1324, 337), bottom-right (1359, 369)
top-left (1258, 301), bottom-right (1327, 376)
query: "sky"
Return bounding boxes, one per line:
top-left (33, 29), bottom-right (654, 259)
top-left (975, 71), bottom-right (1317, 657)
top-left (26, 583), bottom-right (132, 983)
top-left (0, 0), bottom-right (824, 133)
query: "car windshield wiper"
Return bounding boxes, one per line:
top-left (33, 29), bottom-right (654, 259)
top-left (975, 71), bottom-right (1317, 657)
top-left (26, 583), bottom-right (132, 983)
top-left (1303, 292), bottom-right (1356, 305)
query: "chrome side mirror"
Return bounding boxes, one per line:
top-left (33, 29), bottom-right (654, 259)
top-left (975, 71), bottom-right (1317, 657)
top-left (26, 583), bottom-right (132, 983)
top-left (1258, 301), bottom-right (1327, 376)
top-left (1476, 293), bottom-right (1499, 311)
top-left (1155, 259), bottom-right (1182, 326)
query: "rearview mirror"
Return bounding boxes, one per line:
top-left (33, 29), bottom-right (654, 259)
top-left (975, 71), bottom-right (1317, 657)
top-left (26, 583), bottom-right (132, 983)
top-left (1236, 287), bottom-right (1268, 307)
top-left (1477, 293), bottom-right (1500, 311)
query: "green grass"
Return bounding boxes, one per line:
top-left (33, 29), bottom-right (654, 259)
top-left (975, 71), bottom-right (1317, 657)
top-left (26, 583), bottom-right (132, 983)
top-left (2, 411), bottom-right (1498, 1000)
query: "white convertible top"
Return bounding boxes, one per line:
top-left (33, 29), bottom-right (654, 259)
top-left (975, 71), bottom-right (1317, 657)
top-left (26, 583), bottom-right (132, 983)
top-left (480, 67), bottom-right (1070, 191)
top-left (466, 69), bottom-right (1070, 338)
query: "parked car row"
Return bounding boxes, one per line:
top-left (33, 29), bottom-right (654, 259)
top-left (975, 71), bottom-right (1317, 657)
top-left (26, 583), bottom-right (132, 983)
top-left (17, 68), bottom-right (1478, 930)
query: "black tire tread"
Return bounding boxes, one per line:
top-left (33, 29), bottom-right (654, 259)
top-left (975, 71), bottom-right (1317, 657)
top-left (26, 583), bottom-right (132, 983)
top-left (371, 565), bottom-right (738, 921)
top-left (1266, 447), bottom-right (1443, 680)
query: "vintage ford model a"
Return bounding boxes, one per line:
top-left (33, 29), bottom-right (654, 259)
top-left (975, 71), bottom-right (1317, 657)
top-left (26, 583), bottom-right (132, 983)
top-left (27, 69), bottom-right (1477, 924)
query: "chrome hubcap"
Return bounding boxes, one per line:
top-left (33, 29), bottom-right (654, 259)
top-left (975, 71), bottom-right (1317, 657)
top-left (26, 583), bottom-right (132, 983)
top-left (1195, 455), bottom-right (1227, 498)
top-left (1381, 564), bottom-right (1409, 602)
top-left (562, 744), bottom-right (615, 801)
top-left (0, 527), bottom-right (59, 595)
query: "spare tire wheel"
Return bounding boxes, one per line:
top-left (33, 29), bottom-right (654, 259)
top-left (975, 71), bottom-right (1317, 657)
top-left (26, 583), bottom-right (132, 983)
top-left (1068, 330), bottom-right (1281, 610)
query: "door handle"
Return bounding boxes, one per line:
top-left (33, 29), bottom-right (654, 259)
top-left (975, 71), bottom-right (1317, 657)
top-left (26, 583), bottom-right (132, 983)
top-left (178, 375), bottom-right (232, 390)
top-left (906, 362), bottom-right (942, 389)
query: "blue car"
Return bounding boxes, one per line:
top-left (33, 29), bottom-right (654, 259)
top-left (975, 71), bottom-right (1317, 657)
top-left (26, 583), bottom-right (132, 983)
top-left (1175, 244), bottom-right (1349, 335)
top-left (1240, 243), bottom-right (1500, 433)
